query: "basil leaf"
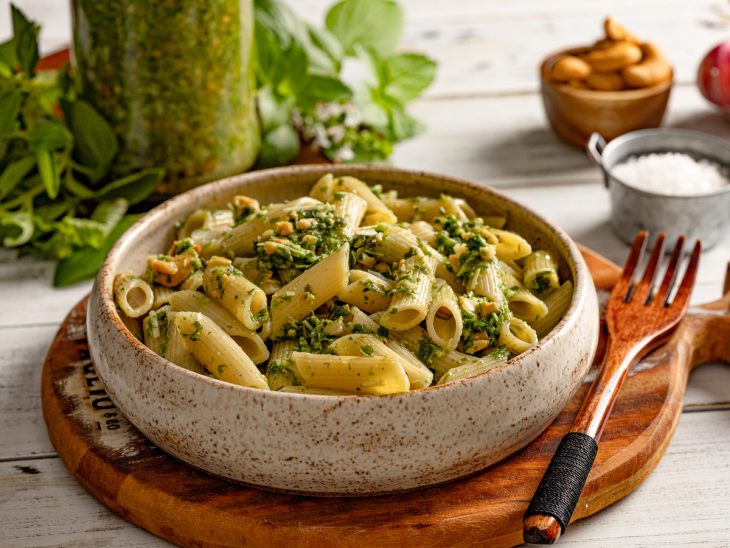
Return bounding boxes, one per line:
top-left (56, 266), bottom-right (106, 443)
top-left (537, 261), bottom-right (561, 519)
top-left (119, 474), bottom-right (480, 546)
top-left (27, 121), bottom-right (73, 151)
top-left (11, 5), bottom-right (39, 75)
top-left (379, 53), bottom-right (437, 103)
top-left (305, 24), bottom-right (343, 75)
top-left (91, 198), bottom-right (128, 232)
top-left (325, 0), bottom-right (404, 57)
top-left (0, 39), bottom-right (17, 68)
top-left (0, 89), bottom-right (22, 137)
top-left (95, 168), bottom-right (164, 204)
top-left (62, 172), bottom-right (96, 199)
top-left (36, 147), bottom-right (60, 199)
top-left (67, 99), bottom-right (118, 179)
top-left (295, 75), bottom-right (351, 111)
top-left (54, 214), bottom-right (141, 287)
top-left (0, 210), bottom-right (33, 247)
top-left (257, 87), bottom-right (293, 132)
top-left (386, 100), bottom-right (423, 141)
top-left (0, 155), bottom-right (35, 198)
top-left (257, 124), bottom-right (300, 168)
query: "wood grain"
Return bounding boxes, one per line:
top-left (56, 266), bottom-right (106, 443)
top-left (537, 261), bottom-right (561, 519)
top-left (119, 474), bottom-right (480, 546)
top-left (39, 247), bottom-right (730, 547)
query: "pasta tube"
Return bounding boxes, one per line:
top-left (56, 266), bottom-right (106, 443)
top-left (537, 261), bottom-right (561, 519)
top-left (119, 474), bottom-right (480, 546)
top-left (291, 351), bottom-right (409, 395)
top-left (203, 258), bottom-right (268, 331)
top-left (532, 281), bottom-right (573, 338)
top-left (337, 270), bottom-right (394, 313)
top-left (522, 250), bottom-right (560, 294)
top-left (498, 317), bottom-right (538, 354)
top-left (329, 333), bottom-right (433, 389)
top-left (332, 192), bottom-right (368, 237)
top-left (381, 256), bottom-right (434, 332)
top-left (426, 279), bottom-right (463, 350)
top-left (169, 290), bottom-right (269, 364)
top-left (114, 272), bottom-right (154, 318)
top-left (270, 244), bottom-right (350, 338)
top-left (508, 289), bottom-right (549, 323)
top-left (174, 312), bottom-right (269, 389)
top-left (438, 350), bottom-right (509, 385)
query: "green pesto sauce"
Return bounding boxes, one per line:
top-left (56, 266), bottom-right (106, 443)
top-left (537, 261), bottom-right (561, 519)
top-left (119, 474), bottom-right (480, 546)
top-left (72, 0), bottom-right (260, 190)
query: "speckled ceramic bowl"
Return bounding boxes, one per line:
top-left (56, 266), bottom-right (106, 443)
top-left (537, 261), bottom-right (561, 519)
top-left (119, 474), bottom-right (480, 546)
top-left (87, 165), bottom-right (599, 496)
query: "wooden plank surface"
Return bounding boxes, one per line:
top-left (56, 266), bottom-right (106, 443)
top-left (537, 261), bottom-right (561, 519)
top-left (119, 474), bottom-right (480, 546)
top-left (0, 0), bottom-right (728, 546)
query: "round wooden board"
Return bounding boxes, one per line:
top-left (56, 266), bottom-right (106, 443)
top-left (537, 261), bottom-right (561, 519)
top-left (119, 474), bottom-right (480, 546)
top-left (42, 246), bottom-right (729, 548)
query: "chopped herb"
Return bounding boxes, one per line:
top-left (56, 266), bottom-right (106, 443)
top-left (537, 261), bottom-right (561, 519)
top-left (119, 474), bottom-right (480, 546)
top-left (187, 320), bottom-right (204, 342)
top-left (531, 273), bottom-right (551, 293)
top-left (360, 344), bottom-right (375, 356)
top-left (417, 337), bottom-right (444, 365)
top-left (217, 364), bottom-right (228, 375)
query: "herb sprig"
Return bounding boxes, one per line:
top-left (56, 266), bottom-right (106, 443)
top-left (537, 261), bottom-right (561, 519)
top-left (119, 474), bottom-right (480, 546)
top-left (0, 5), bottom-right (164, 286)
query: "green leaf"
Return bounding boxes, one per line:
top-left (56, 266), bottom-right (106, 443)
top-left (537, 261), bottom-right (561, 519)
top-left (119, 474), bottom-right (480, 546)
top-left (379, 53), bottom-right (437, 103)
top-left (54, 214), bottom-right (141, 287)
top-left (0, 210), bottom-right (33, 247)
top-left (62, 172), bottom-right (96, 199)
top-left (257, 87), bottom-right (293, 132)
top-left (95, 168), bottom-right (164, 204)
top-left (0, 89), bottom-right (23, 137)
top-left (325, 0), bottom-right (404, 57)
top-left (36, 147), bottom-right (60, 199)
top-left (91, 198), bottom-right (128, 232)
top-left (386, 100), bottom-right (423, 141)
top-left (257, 124), bottom-right (300, 168)
top-left (0, 39), bottom-right (17, 68)
top-left (67, 99), bottom-right (118, 179)
top-left (27, 121), bottom-right (73, 151)
top-left (0, 155), bottom-right (35, 198)
top-left (295, 75), bottom-right (351, 111)
top-left (11, 4), bottom-right (39, 75)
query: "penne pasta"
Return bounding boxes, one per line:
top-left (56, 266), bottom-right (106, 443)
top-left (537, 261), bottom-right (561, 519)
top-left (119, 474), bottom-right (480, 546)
top-left (523, 250), bottom-right (560, 294)
top-left (532, 281), bottom-right (574, 338)
top-left (498, 317), bottom-right (538, 354)
top-left (270, 244), bottom-right (350, 337)
top-left (174, 311), bottom-right (269, 389)
top-left (169, 290), bottom-right (269, 364)
top-left (508, 289), bottom-right (549, 323)
top-left (426, 279), bottom-right (463, 350)
top-left (203, 257), bottom-right (268, 331)
top-left (329, 333), bottom-right (433, 389)
top-left (332, 192), bottom-right (368, 237)
top-left (337, 270), bottom-right (393, 313)
top-left (291, 351), bottom-right (409, 395)
top-left (114, 272), bottom-right (154, 318)
top-left (381, 255), bottom-right (434, 332)
top-left (437, 349), bottom-right (509, 384)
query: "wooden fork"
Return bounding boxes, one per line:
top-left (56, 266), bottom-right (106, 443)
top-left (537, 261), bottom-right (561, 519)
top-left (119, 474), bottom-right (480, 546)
top-left (523, 231), bottom-right (701, 544)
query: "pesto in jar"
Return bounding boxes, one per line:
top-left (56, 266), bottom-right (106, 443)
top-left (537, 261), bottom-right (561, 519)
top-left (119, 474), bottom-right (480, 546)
top-left (71, 0), bottom-right (260, 192)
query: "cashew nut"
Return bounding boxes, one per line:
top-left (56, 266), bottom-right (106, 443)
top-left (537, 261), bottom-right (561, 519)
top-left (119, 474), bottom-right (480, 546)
top-left (551, 55), bottom-right (592, 82)
top-left (621, 42), bottom-right (671, 88)
top-left (583, 41), bottom-right (643, 72)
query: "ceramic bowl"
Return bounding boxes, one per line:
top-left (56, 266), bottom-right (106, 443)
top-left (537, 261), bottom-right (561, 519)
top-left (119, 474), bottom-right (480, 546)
top-left (87, 165), bottom-right (600, 496)
top-left (540, 48), bottom-right (673, 148)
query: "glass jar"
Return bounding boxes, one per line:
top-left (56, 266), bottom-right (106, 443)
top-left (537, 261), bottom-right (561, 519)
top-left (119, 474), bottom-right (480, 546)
top-left (71, 0), bottom-right (260, 193)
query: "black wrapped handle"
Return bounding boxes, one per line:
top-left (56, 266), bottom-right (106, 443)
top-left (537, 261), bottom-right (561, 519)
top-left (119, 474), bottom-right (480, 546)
top-left (524, 432), bottom-right (599, 533)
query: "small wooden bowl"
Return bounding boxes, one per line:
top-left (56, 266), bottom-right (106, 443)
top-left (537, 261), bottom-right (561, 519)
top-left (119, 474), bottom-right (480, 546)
top-left (540, 48), bottom-right (673, 148)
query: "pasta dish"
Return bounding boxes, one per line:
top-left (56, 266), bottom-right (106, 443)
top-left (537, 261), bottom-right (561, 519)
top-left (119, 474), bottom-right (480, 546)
top-left (113, 175), bottom-right (572, 395)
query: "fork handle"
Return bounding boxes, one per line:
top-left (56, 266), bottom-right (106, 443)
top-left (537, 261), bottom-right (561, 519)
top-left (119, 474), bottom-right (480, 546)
top-left (523, 433), bottom-right (598, 544)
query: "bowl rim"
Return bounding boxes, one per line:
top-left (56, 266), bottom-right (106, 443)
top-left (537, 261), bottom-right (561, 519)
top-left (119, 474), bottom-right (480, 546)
top-left (540, 46), bottom-right (674, 100)
top-left (94, 164), bottom-right (593, 399)
top-left (597, 128), bottom-right (730, 199)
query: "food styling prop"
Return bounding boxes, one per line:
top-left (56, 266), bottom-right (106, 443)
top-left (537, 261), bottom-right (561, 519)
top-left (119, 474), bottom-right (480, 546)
top-left (588, 129), bottom-right (730, 250)
top-left (540, 18), bottom-right (672, 148)
top-left (43, 247), bottom-right (730, 547)
top-left (523, 231), bottom-right (701, 544)
top-left (698, 39), bottom-right (730, 111)
top-left (85, 165), bottom-right (600, 495)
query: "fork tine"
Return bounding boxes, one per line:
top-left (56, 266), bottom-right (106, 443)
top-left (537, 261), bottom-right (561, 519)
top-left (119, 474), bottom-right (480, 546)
top-left (633, 233), bottom-right (666, 303)
top-left (613, 231), bottom-right (648, 301)
top-left (669, 240), bottom-right (702, 308)
top-left (657, 235), bottom-right (685, 303)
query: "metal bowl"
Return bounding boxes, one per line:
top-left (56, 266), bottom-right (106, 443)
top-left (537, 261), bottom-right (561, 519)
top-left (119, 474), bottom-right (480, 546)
top-left (588, 128), bottom-right (730, 250)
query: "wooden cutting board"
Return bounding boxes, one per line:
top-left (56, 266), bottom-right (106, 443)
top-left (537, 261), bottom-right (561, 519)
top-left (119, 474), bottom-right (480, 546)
top-left (41, 246), bottom-right (730, 547)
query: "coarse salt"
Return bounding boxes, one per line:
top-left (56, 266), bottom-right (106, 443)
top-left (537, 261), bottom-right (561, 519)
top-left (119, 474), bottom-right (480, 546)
top-left (611, 152), bottom-right (730, 196)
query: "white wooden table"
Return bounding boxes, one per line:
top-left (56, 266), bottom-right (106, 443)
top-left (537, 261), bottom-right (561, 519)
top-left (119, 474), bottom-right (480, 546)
top-left (1, 1), bottom-right (729, 546)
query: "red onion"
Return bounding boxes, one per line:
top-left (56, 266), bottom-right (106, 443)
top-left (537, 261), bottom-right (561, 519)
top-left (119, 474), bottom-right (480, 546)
top-left (698, 41), bottom-right (730, 108)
